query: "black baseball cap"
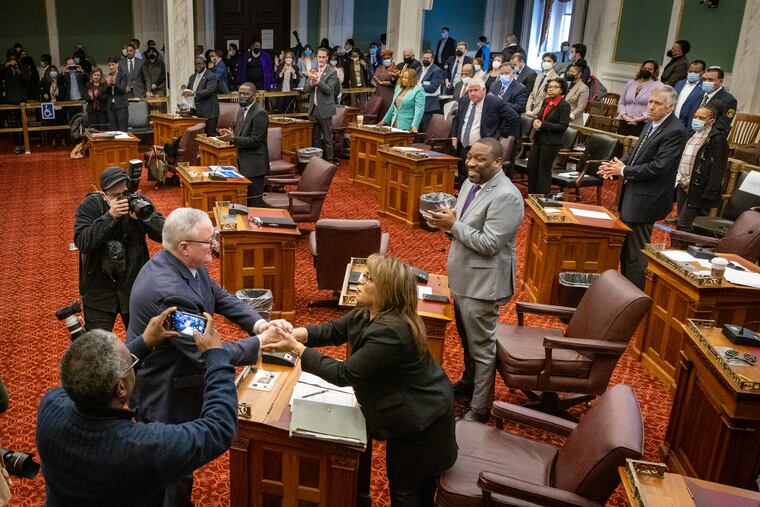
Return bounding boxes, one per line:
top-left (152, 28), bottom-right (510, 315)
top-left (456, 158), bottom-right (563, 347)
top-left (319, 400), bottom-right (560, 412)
top-left (99, 167), bottom-right (129, 190)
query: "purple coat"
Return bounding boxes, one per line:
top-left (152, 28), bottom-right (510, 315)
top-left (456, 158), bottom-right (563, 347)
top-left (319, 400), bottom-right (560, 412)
top-left (617, 79), bottom-right (659, 121)
top-left (237, 49), bottom-right (275, 90)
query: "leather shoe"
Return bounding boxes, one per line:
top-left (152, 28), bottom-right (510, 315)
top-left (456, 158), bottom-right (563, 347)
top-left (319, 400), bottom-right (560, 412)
top-left (461, 408), bottom-right (489, 423)
top-left (450, 381), bottom-right (474, 396)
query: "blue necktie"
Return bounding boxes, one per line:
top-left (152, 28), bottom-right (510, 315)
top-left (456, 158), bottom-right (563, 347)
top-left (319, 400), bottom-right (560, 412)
top-left (462, 102), bottom-right (477, 147)
top-left (461, 184), bottom-right (481, 214)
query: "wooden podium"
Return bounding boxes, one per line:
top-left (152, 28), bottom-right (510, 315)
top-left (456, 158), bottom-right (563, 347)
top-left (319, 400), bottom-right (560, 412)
top-left (213, 204), bottom-right (299, 321)
top-left (376, 147), bottom-right (458, 227)
top-left (85, 131), bottom-right (140, 188)
top-left (521, 196), bottom-right (630, 304)
top-left (635, 248), bottom-right (760, 389)
top-left (150, 113), bottom-right (204, 146)
top-left (661, 320), bottom-right (760, 490)
top-left (196, 134), bottom-right (238, 166)
top-left (347, 126), bottom-right (416, 190)
top-left (339, 258), bottom-right (453, 363)
top-left (175, 166), bottom-right (250, 223)
top-left (230, 360), bottom-right (366, 506)
top-left (269, 117), bottom-right (314, 152)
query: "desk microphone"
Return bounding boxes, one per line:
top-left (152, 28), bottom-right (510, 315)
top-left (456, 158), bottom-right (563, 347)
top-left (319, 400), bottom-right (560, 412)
top-left (722, 320), bottom-right (760, 346)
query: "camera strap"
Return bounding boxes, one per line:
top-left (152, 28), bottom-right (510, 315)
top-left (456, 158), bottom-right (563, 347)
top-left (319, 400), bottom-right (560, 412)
top-left (0, 456), bottom-right (11, 503)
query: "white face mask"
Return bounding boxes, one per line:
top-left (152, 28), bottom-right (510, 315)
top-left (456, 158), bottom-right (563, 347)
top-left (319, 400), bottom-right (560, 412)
top-left (492, 61), bottom-right (501, 70)
top-left (541, 61), bottom-right (554, 71)
top-left (473, 65), bottom-right (481, 72)
top-left (285, 58), bottom-right (293, 64)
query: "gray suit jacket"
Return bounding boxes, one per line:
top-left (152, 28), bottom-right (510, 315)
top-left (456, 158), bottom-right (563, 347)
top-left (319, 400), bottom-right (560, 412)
top-left (117, 57), bottom-right (147, 98)
top-left (447, 171), bottom-right (523, 300)
top-left (304, 65), bottom-right (340, 119)
top-left (233, 103), bottom-right (270, 178)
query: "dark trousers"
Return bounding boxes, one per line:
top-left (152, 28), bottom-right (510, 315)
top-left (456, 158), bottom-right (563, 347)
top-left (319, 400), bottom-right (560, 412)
top-left (108, 107), bottom-right (128, 131)
top-left (312, 116), bottom-right (333, 161)
top-left (83, 304), bottom-right (129, 333)
top-left (246, 175), bottom-right (265, 206)
top-left (88, 110), bottom-right (109, 130)
top-left (621, 221), bottom-right (654, 290)
top-left (526, 141), bottom-right (561, 195)
top-left (389, 476), bottom-right (438, 507)
top-left (455, 144), bottom-right (471, 189)
top-left (419, 111), bottom-right (435, 132)
top-left (204, 117), bottom-right (218, 137)
top-left (675, 185), bottom-right (709, 232)
top-left (164, 473), bottom-right (193, 507)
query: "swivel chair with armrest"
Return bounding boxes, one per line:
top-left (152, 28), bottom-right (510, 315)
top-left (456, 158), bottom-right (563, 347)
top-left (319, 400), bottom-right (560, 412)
top-left (262, 156), bottom-right (337, 222)
top-left (410, 114), bottom-right (454, 155)
top-left (691, 170), bottom-right (760, 237)
top-left (331, 105), bottom-right (349, 161)
top-left (361, 95), bottom-right (384, 125)
top-left (513, 125), bottom-right (578, 185)
top-left (494, 269), bottom-right (651, 420)
top-left (551, 132), bottom-right (621, 204)
top-left (670, 208), bottom-right (760, 264)
top-left (437, 384), bottom-right (644, 507)
top-left (265, 127), bottom-right (297, 190)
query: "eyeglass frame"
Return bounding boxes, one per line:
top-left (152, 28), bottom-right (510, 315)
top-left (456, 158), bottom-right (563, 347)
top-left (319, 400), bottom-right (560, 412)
top-left (121, 353), bottom-right (140, 377)
top-left (182, 230), bottom-right (219, 247)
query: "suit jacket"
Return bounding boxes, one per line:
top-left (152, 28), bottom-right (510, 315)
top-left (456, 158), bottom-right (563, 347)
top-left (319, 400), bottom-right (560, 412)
top-left (233, 102), bottom-right (270, 178)
top-left (502, 44), bottom-right (527, 61)
top-left (60, 71), bottom-right (87, 101)
top-left (448, 171), bottom-right (524, 300)
top-left (684, 128), bottom-right (729, 211)
top-left (382, 85), bottom-right (425, 130)
top-left (188, 69), bottom-right (219, 120)
top-left (395, 59), bottom-right (422, 75)
top-left (682, 87), bottom-right (737, 134)
top-left (565, 80), bottom-right (590, 125)
top-left (304, 65), bottom-right (340, 119)
top-left (533, 98), bottom-right (571, 145)
top-left (417, 63), bottom-right (443, 113)
top-left (117, 57), bottom-right (147, 97)
top-left (660, 56), bottom-right (688, 87)
top-left (106, 71), bottom-right (128, 110)
top-left (452, 94), bottom-right (520, 141)
top-left (527, 69), bottom-right (559, 114)
top-left (515, 66), bottom-right (537, 94)
top-left (444, 55), bottom-right (473, 85)
top-left (674, 79), bottom-right (704, 127)
top-left (620, 113), bottom-right (687, 223)
top-left (303, 309), bottom-right (455, 441)
top-left (126, 250), bottom-right (263, 423)
top-left (488, 78), bottom-right (528, 114)
top-left (435, 37), bottom-right (457, 66)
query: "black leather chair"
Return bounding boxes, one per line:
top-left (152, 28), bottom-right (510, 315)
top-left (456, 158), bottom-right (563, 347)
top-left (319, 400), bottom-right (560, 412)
top-left (670, 208), bottom-right (760, 264)
top-left (262, 156), bottom-right (338, 222)
top-left (514, 125), bottom-right (578, 183)
top-left (692, 170), bottom-right (760, 237)
top-left (551, 132), bottom-right (621, 204)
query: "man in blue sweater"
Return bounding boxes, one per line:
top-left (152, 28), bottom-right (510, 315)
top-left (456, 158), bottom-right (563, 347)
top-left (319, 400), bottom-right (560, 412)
top-left (36, 307), bottom-right (237, 506)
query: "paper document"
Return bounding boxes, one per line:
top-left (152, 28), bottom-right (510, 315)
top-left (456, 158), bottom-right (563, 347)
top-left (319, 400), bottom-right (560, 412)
top-left (724, 268), bottom-right (760, 288)
top-left (568, 208), bottom-right (612, 220)
top-left (114, 133), bottom-right (132, 139)
top-left (543, 207), bottom-right (562, 214)
top-left (660, 250), bottom-right (697, 263)
top-left (290, 398), bottom-right (367, 447)
top-left (247, 369), bottom-right (281, 391)
top-left (417, 286), bottom-right (432, 299)
top-left (557, 172), bottom-right (580, 178)
top-left (390, 127), bottom-right (409, 133)
top-left (290, 382), bottom-right (356, 407)
top-left (738, 170), bottom-right (760, 197)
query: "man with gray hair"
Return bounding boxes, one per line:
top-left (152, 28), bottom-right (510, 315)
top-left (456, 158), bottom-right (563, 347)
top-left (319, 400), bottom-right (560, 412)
top-left (600, 85), bottom-right (686, 289)
top-left (126, 207), bottom-right (293, 505)
top-left (37, 308), bottom-right (239, 505)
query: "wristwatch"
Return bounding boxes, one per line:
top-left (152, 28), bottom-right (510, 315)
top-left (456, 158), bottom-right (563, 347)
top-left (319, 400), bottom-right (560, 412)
top-left (291, 342), bottom-right (307, 358)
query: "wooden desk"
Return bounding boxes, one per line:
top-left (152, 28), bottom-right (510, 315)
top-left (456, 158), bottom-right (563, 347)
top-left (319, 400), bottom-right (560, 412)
top-left (175, 166), bottom-right (250, 223)
top-left (150, 113), bottom-right (205, 146)
top-left (269, 117), bottom-right (314, 153)
top-left (231, 360), bottom-right (365, 506)
top-left (618, 465), bottom-right (760, 506)
top-left (661, 320), bottom-right (760, 491)
top-left (376, 147), bottom-right (458, 227)
top-left (85, 131), bottom-right (140, 188)
top-left (213, 205), bottom-right (299, 321)
top-left (339, 259), bottom-right (453, 363)
top-left (197, 134), bottom-right (238, 166)
top-left (635, 251), bottom-right (760, 389)
top-left (521, 197), bottom-right (630, 304)
top-left (347, 126), bottom-right (416, 190)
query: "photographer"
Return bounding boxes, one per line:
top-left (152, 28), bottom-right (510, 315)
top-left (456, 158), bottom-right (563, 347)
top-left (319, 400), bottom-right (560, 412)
top-left (74, 167), bottom-right (164, 332)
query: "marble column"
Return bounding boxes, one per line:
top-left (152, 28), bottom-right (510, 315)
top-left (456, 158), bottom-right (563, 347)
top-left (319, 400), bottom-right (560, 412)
top-left (327, 0), bottom-right (354, 49)
top-left (164, 0), bottom-right (195, 112)
top-left (729, 0), bottom-right (760, 113)
top-left (483, 0), bottom-right (516, 54)
top-left (291, 0), bottom-right (309, 47)
top-left (320, 0), bottom-right (329, 44)
top-left (45, 0), bottom-right (60, 64)
top-left (132, 0), bottom-right (165, 49)
top-left (193, 0), bottom-right (215, 52)
top-left (567, 0), bottom-right (587, 47)
top-left (386, 0), bottom-right (432, 59)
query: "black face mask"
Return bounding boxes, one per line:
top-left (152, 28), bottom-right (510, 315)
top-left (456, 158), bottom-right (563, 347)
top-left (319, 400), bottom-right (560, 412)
top-left (666, 50), bottom-right (673, 58)
top-left (148, 54), bottom-right (156, 62)
top-left (403, 57), bottom-right (413, 64)
top-left (639, 69), bottom-right (652, 80)
top-left (455, 50), bottom-right (464, 57)
top-left (422, 60), bottom-right (431, 67)
top-left (566, 74), bottom-right (576, 82)
top-left (239, 97), bottom-right (252, 108)
top-left (253, 49), bottom-right (261, 56)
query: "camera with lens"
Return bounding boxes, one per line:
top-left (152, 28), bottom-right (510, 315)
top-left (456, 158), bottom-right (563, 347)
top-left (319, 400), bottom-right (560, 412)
top-left (1, 448), bottom-right (40, 479)
top-left (55, 301), bottom-right (86, 340)
top-left (122, 159), bottom-right (156, 222)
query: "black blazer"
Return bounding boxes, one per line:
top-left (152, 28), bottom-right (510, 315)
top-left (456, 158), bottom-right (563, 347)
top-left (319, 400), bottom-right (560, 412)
top-left (303, 309), bottom-right (454, 441)
top-left (685, 129), bottom-right (729, 211)
top-left (452, 93), bottom-right (520, 141)
top-left (188, 70), bottom-right (219, 120)
top-left (444, 55), bottom-right (472, 83)
top-left (435, 37), bottom-right (457, 66)
top-left (232, 103), bottom-right (270, 178)
top-left (620, 113), bottom-right (687, 223)
top-left (533, 98), bottom-right (571, 145)
top-left (515, 66), bottom-right (537, 95)
top-left (106, 71), bottom-right (129, 110)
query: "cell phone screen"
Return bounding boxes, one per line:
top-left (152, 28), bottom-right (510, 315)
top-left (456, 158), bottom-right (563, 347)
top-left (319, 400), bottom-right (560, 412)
top-left (171, 311), bottom-right (207, 336)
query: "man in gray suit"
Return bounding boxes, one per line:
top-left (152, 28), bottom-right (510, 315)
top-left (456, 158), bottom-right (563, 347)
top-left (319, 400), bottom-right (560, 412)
top-left (304, 47), bottom-right (340, 161)
top-left (117, 43), bottom-right (147, 98)
top-left (424, 137), bottom-right (523, 423)
top-left (219, 82), bottom-right (269, 205)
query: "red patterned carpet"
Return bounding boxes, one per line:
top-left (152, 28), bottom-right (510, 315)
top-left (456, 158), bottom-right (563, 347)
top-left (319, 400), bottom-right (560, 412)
top-left (0, 141), bottom-right (674, 506)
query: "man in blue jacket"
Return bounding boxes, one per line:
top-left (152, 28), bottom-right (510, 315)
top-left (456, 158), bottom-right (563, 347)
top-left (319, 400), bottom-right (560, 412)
top-left (37, 308), bottom-right (241, 506)
top-left (681, 66), bottom-right (737, 133)
top-left (488, 62), bottom-right (528, 114)
top-left (674, 60), bottom-right (706, 127)
top-left (417, 49), bottom-right (444, 131)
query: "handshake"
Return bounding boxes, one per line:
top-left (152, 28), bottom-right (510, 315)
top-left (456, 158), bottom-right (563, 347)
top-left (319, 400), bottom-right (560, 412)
top-left (256, 319), bottom-right (303, 353)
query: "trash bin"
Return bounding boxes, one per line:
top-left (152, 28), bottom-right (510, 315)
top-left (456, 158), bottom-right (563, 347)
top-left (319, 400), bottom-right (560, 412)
top-left (236, 289), bottom-right (273, 322)
top-left (419, 192), bottom-right (457, 232)
top-left (296, 147), bottom-right (324, 174)
top-left (558, 272), bottom-right (601, 310)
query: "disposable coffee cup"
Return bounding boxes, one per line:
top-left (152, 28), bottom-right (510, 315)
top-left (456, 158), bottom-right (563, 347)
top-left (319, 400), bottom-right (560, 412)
top-left (711, 257), bottom-right (728, 281)
top-left (357, 115), bottom-right (364, 125)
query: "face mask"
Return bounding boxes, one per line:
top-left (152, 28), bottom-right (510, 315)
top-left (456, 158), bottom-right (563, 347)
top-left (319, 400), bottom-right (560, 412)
top-left (455, 50), bottom-right (464, 57)
top-left (121, 49), bottom-right (127, 57)
top-left (639, 69), bottom-right (652, 80)
top-left (541, 61), bottom-right (554, 71)
top-left (345, 45), bottom-right (351, 51)
top-left (701, 81), bottom-right (715, 93)
top-left (369, 47), bottom-right (377, 55)
top-left (474, 64), bottom-right (481, 72)
top-left (404, 57), bottom-right (413, 64)
top-left (383, 59), bottom-right (392, 66)
top-left (492, 61), bottom-right (501, 70)
top-left (253, 49), bottom-right (261, 55)
top-left (512, 63), bottom-right (520, 72)
top-left (148, 54), bottom-right (157, 61)
top-left (687, 72), bottom-right (700, 84)
top-left (74, 57), bottom-right (81, 64)
top-left (499, 75), bottom-right (511, 84)
top-left (330, 60), bottom-right (337, 66)
top-left (41, 62), bottom-right (45, 67)
top-left (462, 76), bottom-right (471, 84)
top-left (49, 71), bottom-right (58, 79)
top-left (305, 49), bottom-right (312, 57)
top-left (561, 45), bottom-right (569, 52)
top-left (691, 118), bottom-right (706, 132)
top-left (477, 42), bottom-right (483, 48)
top-left (667, 50), bottom-right (674, 58)
top-left (239, 97), bottom-right (251, 108)
top-left (566, 74), bottom-right (576, 82)
top-left (285, 58), bottom-right (293, 64)
top-left (351, 57), bottom-right (359, 62)
top-left (422, 60), bottom-right (431, 67)
top-left (441, 32), bottom-right (448, 39)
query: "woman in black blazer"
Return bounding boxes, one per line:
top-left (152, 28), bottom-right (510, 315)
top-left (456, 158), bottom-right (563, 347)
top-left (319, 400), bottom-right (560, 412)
top-left (275, 50), bottom-right (300, 113)
top-left (263, 254), bottom-right (457, 506)
top-left (526, 77), bottom-right (571, 194)
top-left (85, 67), bottom-right (109, 129)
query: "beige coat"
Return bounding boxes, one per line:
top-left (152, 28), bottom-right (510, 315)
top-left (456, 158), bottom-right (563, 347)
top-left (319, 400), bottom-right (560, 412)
top-left (565, 80), bottom-right (590, 126)
top-left (527, 68), bottom-right (559, 114)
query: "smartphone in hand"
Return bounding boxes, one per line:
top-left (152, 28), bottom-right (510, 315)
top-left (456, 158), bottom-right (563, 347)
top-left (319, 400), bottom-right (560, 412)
top-left (169, 310), bottom-right (208, 336)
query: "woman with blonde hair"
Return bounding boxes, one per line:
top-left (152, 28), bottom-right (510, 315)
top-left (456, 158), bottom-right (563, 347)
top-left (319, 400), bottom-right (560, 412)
top-left (263, 253), bottom-right (457, 505)
top-left (377, 68), bottom-right (425, 132)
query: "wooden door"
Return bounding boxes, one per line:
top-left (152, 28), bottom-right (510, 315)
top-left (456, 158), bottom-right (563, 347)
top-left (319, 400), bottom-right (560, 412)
top-left (215, 0), bottom-right (291, 56)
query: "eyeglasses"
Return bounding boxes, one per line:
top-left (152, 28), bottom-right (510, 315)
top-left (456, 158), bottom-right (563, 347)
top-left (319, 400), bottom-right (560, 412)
top-left (121, 353), bottom-right (139, 377)
top-left (184, 230), bottom-right (219, 247)
top-left (547, 84), bottom-right (562, 89)
top-left (725, 349), bottom-right (757, 365)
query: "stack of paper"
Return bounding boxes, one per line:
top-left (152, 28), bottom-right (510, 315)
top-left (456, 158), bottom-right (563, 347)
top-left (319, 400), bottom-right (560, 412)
top-left (289, 371), bottom-right (356, 407)
top-left (724, 268), bottom-right (760, 288)
top-left (568, 207), bottom-right (612, 220)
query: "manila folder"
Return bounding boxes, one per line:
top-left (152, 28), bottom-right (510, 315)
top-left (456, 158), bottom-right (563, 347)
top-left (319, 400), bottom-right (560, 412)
top-left (290, 398), bottom-right (367, 448)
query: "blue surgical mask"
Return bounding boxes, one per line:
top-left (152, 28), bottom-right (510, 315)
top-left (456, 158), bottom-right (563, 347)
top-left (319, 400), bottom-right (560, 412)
top-left (691, 118), bottom-right (706, 132)
top-left (383, 59), bottom-right (392, 66)
top-left (687, 72), bottom-right (700, 84)
top-left (701, 81), bottom-right (715, 93)
top-left (49, 71), bottom-right (58, 79)
top-left (304, 49), bottom-right (312, 57)
top-left (500, 75), bottom-right (512, 85)
top-left (369, 47), bottom-right (377, 55)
